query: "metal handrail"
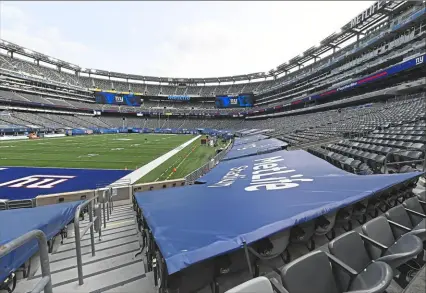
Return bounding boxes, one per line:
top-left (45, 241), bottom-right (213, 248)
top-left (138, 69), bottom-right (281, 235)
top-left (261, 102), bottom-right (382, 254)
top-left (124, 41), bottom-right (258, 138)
top-left (0, 230), bottom-right (52, 293)
top-left (383, 148), bottom-right (426, 174)
top-left (74, 192), bottom-right (102, 285)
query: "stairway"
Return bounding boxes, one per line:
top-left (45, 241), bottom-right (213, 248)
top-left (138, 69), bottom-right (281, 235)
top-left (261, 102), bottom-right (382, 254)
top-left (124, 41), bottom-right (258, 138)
top-left (14, 204), bottom-right (156, 293)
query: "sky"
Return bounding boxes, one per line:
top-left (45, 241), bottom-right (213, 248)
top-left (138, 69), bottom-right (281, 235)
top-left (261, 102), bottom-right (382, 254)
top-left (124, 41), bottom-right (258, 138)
top-left (0, 1), bottom-right (375, 78)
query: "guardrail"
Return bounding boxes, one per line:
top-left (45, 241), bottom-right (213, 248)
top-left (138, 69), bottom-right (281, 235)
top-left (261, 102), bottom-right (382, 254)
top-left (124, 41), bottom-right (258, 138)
top-left (0, 230), bottom-right (53, 293)
top-left (185, 141), bottom-right (233, 183)
top-left (74, 192), bottom-right (102, 285)
top-left (384, 149), bottom-right (426, 174)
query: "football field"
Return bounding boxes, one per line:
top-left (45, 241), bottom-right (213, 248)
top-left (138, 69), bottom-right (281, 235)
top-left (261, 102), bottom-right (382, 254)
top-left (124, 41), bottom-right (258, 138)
top-left (0, 133), bottom-right (222, 183)
top-left (0, 134), bottom-right (192, 170)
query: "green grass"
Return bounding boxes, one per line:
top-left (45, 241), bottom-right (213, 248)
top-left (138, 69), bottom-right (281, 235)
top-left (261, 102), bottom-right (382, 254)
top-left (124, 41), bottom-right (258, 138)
top-left (137, 137), bottom-right (225, 183)
top-left (0, 134), bottom-right (192, 170)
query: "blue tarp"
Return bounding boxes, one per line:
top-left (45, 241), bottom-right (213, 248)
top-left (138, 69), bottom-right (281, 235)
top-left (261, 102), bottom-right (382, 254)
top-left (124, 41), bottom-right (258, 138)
top-left (135, 150), bottom-right (422, 275)
top-left (233, 134), bottom-right (268, 146)
top-left (224, 138), bottom-right (288, 161)
top-left (0, 167), bottom-right (131, 200)
top-left (0, 201), bottom-right (82, 282)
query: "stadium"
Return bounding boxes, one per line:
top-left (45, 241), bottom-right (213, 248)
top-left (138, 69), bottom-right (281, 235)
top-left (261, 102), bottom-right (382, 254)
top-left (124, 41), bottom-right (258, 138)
top-left (0, 1), bottom-right (425, 293)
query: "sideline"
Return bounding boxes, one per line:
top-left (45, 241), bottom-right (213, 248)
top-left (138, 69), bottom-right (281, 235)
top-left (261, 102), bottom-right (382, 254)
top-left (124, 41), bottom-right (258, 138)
top-left (115, 135), bottom-right (201, 184)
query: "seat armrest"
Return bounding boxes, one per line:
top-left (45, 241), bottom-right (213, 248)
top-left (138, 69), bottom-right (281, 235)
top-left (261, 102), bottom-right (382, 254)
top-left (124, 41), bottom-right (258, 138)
top-left (359, 234), bottom-right (388, 256)
top-left (269, 278), bottom-right (289, 293)
top-left (405, 208), bottom-right (426, 218)
top-left (388, 220), bottom-right (412, 232)
top-left (326, 252), bottom-right (358, 277)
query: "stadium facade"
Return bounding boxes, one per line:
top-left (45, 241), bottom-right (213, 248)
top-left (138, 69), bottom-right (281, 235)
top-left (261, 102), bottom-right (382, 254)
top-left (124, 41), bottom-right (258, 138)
top-left (0, 0), bottom-right (424, 130)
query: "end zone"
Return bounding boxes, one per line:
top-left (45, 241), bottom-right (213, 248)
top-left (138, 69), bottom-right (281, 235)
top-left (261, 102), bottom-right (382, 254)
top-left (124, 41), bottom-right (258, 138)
top-left (0, 167), bottom-right (131, 201)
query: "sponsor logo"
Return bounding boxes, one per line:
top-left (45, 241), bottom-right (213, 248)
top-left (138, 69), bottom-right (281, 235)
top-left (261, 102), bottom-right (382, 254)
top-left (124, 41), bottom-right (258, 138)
top-left (245, 156), bottom-right (313, 192)
top-left (0, 175), bottom-right (75, 189)
top-left (208, 155), bottom-right (314, 191)
top-left (208, 166), bottom-right (248, 188)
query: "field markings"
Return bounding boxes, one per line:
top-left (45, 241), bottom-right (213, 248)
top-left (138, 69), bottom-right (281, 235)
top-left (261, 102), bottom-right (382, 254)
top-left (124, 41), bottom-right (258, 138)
top-left (114, 135), bottom-right (201, 184)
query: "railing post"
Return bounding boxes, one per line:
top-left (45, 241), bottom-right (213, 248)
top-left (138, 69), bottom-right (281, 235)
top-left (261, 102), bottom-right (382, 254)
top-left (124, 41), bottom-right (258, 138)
top-left (102, 192), bottom-right (107, 229)
top-left (89, 201), bottom-right (95, 257)
top-left (74, 206), bottom-right (84, 285)
top-left (0, 230), bottom-right (53, 293)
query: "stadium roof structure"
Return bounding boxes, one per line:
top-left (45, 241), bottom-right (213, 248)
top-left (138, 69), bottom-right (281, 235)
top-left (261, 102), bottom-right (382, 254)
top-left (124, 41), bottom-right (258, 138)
top-left (0, 0), bottom-right (410, 84)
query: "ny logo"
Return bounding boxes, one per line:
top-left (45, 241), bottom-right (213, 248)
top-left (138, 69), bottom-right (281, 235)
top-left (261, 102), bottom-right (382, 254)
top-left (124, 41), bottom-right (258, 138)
top-left (0, 175), bottom-right (75, 189)
top-left (415, 56), bottom-right (424, 65)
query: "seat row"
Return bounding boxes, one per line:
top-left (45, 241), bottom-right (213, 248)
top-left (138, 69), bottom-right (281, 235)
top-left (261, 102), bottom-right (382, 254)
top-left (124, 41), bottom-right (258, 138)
top-left (226, 195), bottom-right (426, 293)
top-left (345, 138), bottom-right (425, 152)
top-left (209, 176), bottom-right (420, 292)
top-left (309, 142), bottom-right (424, 174)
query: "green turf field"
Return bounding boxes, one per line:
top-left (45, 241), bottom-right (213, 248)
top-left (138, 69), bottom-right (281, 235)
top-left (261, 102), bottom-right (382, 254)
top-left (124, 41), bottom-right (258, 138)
top-left (137, 138), bottom-right (226, 183)
top-left (0, 134), bottom-right (192, 170)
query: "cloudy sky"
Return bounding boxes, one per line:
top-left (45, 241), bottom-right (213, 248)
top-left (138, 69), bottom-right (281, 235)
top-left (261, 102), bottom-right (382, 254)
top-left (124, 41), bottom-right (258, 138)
top-left (0, 1), bottom-right (374, 78)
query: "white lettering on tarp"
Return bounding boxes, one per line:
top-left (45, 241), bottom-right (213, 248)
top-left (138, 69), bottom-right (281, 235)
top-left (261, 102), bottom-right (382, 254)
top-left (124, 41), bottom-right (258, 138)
top-left (0, 175), bottom-right (75, 189)
top-left (236, 144), bottom-right (256, 151)
top-left (207, 155), bottom-right (314, 191)
top-left (208, 166), bottom-right (248, 188)
top-left (245, 156), bottom-right (313, 192)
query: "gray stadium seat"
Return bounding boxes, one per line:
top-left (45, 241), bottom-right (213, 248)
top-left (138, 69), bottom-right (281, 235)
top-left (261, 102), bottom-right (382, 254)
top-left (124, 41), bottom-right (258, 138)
top-left (224, 276), bottom-right (280, 293)
top-left (280, 250), bottom-right (392, 293)
top-left (385, 205), bottom-right (426, 241)
top-left (403, 197), bottom-right (426, 233)
top-left (361, 216), bottom-right (423, 270)
top-left (328, 231), bottom-right (394, 292)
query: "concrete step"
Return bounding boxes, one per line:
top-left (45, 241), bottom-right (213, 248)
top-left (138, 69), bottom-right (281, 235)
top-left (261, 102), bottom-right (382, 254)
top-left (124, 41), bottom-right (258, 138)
top-left (63, 226), bottom-right (136, 245)
top-left (59, 229), bottom-right (137, 251)
top-left (17, 250), bottom-right (143, 292)
top-left (51, 262), bottom-right (145, 293)
top-left (102, 271), bottom-right (156, 293)
top-left (50, 233), bottom-right (138, 261)
top-left (48, 241), bottom-right (141, 273)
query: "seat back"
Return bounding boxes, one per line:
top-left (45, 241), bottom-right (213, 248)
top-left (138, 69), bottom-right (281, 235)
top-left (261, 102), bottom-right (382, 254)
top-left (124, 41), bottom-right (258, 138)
top-left (290, 220), bottom-right (315, 244)
top-left (385, 205), bottom-right (414, 238)
top-left (403, 197), bottom-right (425, 226)
top-left (328, 231), bottom-right (371, 292)
top-left (225, 276), bottom-right (274, 293)
top-left (167, 258), bottom-right (215, 293)
top-left (281, 251), bottom-right (339, 293)
top-left (362, 217), bottom-right (395, 260)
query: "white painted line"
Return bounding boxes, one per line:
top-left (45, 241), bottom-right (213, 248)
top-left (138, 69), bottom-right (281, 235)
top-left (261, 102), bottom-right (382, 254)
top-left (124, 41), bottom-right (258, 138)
top-left (116, 135), bottom-right (201, 184)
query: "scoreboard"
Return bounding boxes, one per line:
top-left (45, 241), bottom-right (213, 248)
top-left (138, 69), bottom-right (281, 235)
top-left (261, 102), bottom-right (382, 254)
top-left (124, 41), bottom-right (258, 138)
top-left (95, 92), bottom-right (142, 106)
top-left (215, 93), bottom-right (254, 108)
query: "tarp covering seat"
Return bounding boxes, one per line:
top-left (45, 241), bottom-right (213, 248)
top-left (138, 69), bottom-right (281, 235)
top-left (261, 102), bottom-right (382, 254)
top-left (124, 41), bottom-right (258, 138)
top-left (224, 138), bottom-right (288, 161)
top-left (135, 150), bottom-right (423, 275)
top-left (233, 134), bottom-right (269, 146)
top-left (0, 201), bottom-right (81, 282)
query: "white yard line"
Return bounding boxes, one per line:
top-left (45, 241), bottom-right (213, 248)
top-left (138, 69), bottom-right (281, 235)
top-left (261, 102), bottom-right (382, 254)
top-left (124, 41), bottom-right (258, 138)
top-left (115, 135), bottom-right (201, 184)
